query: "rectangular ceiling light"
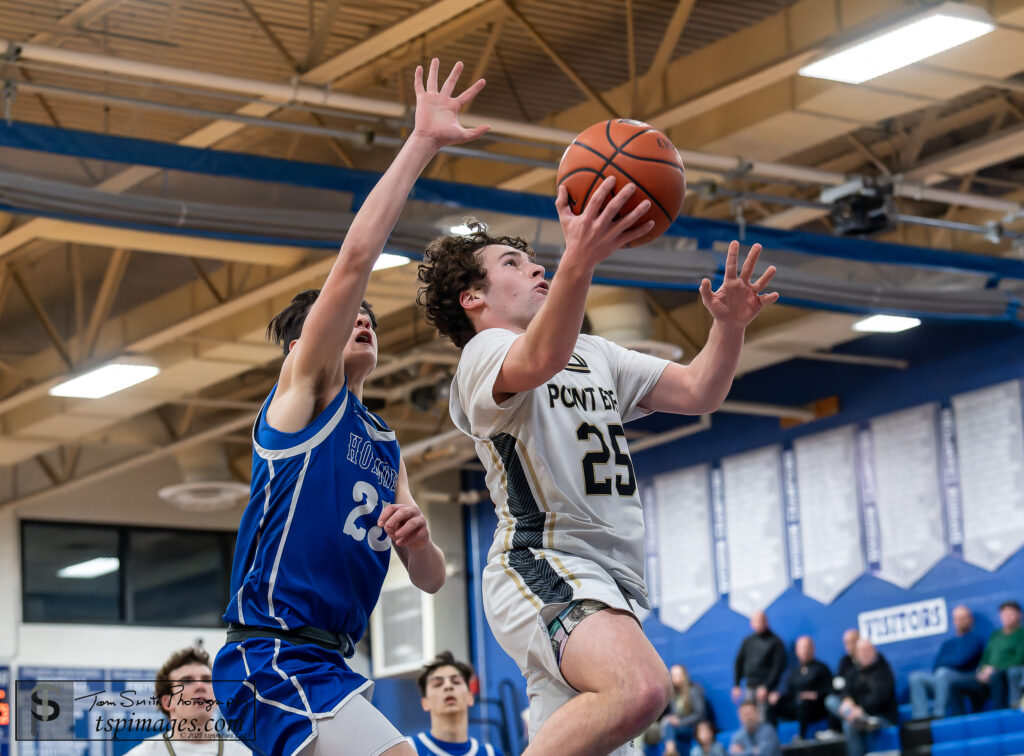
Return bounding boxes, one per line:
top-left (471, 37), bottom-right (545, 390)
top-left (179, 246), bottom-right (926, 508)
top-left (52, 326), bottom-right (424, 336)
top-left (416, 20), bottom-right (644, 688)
top-left (799, 2), bottom-right (995, 84)
top-left (49, 361), bottom-right (160, 399)
top-left (373, 252), bottom-right (410, 271)
top-left (853, 314), bottom-right (922, 333)
top-left (58, 557), bottom-right (120, 579)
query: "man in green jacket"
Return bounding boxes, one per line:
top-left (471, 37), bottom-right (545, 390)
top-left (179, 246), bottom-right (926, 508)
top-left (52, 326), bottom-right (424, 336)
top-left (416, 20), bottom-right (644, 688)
top-left (973, 600), bottom-right (1024, 709)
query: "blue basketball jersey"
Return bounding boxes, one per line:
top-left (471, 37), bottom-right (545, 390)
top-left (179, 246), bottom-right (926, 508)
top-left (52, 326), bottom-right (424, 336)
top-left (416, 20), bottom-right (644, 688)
top-left (214, 382), bottom-right (401, 756)
top-left (407, 732), bottom-right (503, 756)
top-left (224, 380), bottom-right (400, 638)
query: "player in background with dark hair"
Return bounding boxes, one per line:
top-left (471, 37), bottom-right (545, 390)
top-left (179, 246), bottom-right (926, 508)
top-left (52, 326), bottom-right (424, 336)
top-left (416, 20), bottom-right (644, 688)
top-left (212, 59), bottom-right (489, 756)
top-left (127, 646), bottom-right (251, 755)
top-left (406, 652), bottom-right (505, 756)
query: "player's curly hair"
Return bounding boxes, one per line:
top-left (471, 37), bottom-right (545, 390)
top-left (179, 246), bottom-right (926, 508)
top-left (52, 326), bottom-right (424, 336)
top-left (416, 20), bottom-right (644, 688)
top-left (416, 218), bottom-right (533, 348)
top-left (266, 289), bottom-right (377, 355)
top-left (416, 650), bottom-right (475, 697)
top-left (155, 646), bottom-right (210, 715)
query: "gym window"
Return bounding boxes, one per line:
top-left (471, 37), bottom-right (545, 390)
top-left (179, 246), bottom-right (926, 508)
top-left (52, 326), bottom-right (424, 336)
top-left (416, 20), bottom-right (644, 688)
top-left (21, 521), bottom-right (235, 626)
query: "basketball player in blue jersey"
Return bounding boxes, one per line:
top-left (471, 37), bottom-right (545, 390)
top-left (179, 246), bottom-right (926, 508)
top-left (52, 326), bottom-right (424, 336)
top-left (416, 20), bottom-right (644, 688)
top-left (211, 59), bottom-right (490, 756)
top-left (417, 180), bottom-right (779, 756)
top-left (406, 652), bottom-right (505, 756)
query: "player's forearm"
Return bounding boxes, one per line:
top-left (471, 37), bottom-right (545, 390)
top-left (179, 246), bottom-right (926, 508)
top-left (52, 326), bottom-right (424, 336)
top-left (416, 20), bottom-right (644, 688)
top-left (682, 318), bottom-right (746, 411)
top-left (403, 540), bottom-right (446, 594)
top-left (328, 134), bottom-right (438, 277)
top-left (516, 253), bottom-right (595, 378)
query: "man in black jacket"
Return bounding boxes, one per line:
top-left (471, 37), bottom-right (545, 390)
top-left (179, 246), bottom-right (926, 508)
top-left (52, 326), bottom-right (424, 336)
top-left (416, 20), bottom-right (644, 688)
top-left (732, 612), bottom-right (787, 712)
top-left (823, 628), bottom-right (860, 735)
top-left (835, 629), bottom-right (860, 689)
top-left (767, 636), bottom-right (831, 740)
top-left (826, 638), bottom-right (897, 756)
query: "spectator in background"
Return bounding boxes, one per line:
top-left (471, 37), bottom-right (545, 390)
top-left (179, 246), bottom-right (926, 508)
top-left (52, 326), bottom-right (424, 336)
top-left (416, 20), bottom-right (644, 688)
top-left (690, 721), bottom-right (725, 756)
top-left (127, 646), bottom-right (251, 754)
top-left (729, 701), bottom-right (781, 756)
top-left (823, 628), bottom-right (860, 736)
top-left (908, 605), bottom-right (985, 719)
top-left (732, 612), bottom-right (786, 712)
top-left (826, 639), bottom-right (897, 756)
top-left (408, 651), bottom-right (504, 756)
top-left (767, 636), bottom-right (831, 740)
top-left (962, 600), bottom-right (1024, 710)
top-left (646, 665), bottom-right (707, 756)
top-left (834, 629), bottom-right (859, 691)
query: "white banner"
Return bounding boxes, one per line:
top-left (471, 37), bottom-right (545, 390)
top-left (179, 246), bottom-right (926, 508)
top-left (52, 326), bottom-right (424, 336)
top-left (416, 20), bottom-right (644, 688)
top-left (858, 597), bottom-right (948, 645)
top-left (651, 465), bottom-right (718, 632)
top-left (722, 445), bottom-right (789, 616)
top-left (953, 380), bottom-right (1024, 571)
top-left (869, 404), bottom-right (946, 587)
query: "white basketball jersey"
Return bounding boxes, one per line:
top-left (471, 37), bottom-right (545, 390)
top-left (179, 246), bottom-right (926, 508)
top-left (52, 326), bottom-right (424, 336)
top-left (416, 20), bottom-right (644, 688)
top-left (450, 328), bottom-right (669, 608)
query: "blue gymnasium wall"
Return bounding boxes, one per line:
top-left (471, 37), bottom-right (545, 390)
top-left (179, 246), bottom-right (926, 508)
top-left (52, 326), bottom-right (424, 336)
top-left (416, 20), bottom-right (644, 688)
top-left (419, 320), bottom-right (1024, 746)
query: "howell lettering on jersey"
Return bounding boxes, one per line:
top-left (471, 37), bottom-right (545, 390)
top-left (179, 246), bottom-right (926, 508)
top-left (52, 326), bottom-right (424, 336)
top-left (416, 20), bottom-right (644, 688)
top-left (347, 431), bottom-right (399, 493)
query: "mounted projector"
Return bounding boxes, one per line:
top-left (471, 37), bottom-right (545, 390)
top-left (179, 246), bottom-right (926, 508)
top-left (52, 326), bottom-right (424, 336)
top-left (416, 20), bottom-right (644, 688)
top-left (821, 177), bottom-right (893, 236)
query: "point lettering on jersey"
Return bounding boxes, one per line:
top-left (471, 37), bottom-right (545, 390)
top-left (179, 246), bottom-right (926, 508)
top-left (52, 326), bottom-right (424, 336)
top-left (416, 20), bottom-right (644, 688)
top-left (546, 383), bottom-right (618, 412)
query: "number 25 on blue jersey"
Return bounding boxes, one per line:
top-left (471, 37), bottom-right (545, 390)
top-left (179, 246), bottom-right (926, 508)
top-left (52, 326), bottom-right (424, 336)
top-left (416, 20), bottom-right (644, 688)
top-left (344, 481), bottom-right (392, 551)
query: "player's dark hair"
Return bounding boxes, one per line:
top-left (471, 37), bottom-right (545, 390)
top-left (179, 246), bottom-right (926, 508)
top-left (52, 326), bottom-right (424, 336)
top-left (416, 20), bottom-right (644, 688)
top-left (155, 646), bottom-right (210, 715)
top-left (1000, 600), bottom-right (1022, 612)
top-left (267, 289), bottom-right (377, 355)
top-left (416, 218), bottom-right (533, 348)
top-left (416, 650), bottom-right (474, 697)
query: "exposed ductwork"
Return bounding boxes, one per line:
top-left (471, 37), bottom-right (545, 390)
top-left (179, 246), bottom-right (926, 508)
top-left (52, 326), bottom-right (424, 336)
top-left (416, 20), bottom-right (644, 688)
top-left (1, 38), bottom-right (1018, 217)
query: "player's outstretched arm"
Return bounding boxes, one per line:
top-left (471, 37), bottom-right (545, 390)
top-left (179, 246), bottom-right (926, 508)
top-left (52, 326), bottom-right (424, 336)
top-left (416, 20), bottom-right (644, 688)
top-left (379, 459), bottom-right (446, 593)
top-left (493, 177), bottom-right (654, 397)
top-left (284, 60), bottom-right (488, 393)
top-left (640, 240), bottom-right (778, 414)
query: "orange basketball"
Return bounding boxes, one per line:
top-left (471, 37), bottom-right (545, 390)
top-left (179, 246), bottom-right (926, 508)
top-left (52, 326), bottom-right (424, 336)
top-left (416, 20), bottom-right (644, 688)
top-left (556, 119), bottom-right (686, 247)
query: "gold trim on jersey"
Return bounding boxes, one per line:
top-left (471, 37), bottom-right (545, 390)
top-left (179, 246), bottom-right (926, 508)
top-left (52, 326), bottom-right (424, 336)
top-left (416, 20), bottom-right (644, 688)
top-left (564, 352), bottom-right (591, 373)
top-left (518, 444), bottom-right (553, 548)
top-left (484, 438), bottom-right (515, 553)
top-left (534, 548), bottom-right (581, 589)
top-left (499, 552), bottom-right (542, 610)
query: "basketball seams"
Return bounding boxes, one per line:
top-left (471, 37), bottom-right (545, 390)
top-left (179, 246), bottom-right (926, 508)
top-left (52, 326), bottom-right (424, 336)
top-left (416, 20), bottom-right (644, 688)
top-left (617, 150), bottom-right (684, 172)
top-left (564, 139), bottom-right (619, 210)
top-left (561, 140), bottom-right (673, 224)
top-left (605, 119), bottom-right (653, 152)
top-left (557, 119), bottom-right (684, 246)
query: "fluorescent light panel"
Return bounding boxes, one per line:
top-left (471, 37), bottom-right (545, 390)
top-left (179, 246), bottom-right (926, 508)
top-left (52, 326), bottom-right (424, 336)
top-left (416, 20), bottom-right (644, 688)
top-left (799, 2), bottom-right (995, 84)
top-left (50, 363), bottom-right (160, 399)
top-left (853, 315), bottom-right (921, 333)
top-left (58, 557), bottom-right (120, 579)
top-left (373, 253), bottom-right (410, 271)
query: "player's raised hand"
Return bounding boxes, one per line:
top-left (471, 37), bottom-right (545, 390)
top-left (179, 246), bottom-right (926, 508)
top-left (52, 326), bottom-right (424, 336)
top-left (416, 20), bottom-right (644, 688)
top-left (556, 176), bottom-right (655, 267)
top-left (699, 241), bottom-right (778, 328)
top-left (378, 503), bottom-right (431, 549)
top-left (413, 59), bottom-right (489, 148)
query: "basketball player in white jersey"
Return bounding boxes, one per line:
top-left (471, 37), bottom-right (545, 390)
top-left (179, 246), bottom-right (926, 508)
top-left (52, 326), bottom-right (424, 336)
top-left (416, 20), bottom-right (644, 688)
top-left (416, 176), bottom-right (779, 756)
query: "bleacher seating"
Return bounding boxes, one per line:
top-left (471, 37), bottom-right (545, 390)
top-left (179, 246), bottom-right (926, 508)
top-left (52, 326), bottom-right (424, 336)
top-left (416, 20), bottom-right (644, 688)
top-left (929, 710), bottom-right (1024, 756)
top-left (712, 707), bottom-right (1023, 756)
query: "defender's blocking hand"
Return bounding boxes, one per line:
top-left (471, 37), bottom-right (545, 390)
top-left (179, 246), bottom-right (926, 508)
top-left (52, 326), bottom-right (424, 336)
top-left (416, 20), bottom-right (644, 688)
top-left (413, 58), bottom-right (489, 148)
